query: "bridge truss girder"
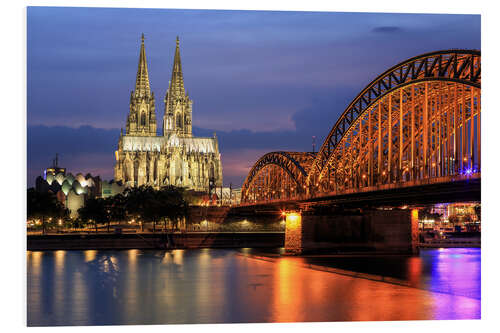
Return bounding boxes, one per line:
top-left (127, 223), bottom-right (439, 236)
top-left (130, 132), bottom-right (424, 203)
top-left (310, 81), bottom-right (480, 195)
top-left (240, 50), bottom-right (481, 204)
top-left (307, 50), bottom-right (481, 196)
top-left (241, 152), bottom-right (314, 203)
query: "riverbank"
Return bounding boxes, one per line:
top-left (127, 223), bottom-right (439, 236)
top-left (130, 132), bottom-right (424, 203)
top-left (419, 241), bottom-right (481, 248)
top-left (27, 232), bottom-right (284, 251)
top-left (419, 232), bottom-right (481, 248)
top-left (27, 232), bottom-right (481, 251)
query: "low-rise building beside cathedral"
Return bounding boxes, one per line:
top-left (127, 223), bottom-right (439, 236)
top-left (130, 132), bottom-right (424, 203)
top-left (114, 35), bottom-right (223, 192)
top-left (35, 155), bottom-right (126, 217)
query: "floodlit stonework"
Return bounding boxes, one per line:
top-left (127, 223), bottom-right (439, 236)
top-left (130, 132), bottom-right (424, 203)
top-left (114, 35), bottom-right (223, 191)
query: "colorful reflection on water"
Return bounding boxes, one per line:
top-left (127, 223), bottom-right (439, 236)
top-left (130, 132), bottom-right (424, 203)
top-left (282, 247), bottom-right (480, 300)
top-left (27, 248), bottom-right (480, 326)
top-left (421, 248), bottom-right (481, 299)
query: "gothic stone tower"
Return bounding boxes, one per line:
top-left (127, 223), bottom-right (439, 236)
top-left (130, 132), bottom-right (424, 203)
top-left (126, 34), bottom-right (157, 136)
top-left (114, 36), bottom-right (223, 191)
top-left (163, 37), bottom-right (193, 137)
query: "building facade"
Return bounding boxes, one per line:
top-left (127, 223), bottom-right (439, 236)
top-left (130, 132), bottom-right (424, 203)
top-left (35, 155), bottom-right (125, 217)
top-left (114, 35), bottom-right (223, 191)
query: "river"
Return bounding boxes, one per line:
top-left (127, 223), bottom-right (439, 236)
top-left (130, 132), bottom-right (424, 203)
top-left (27, 247), bottom-right (480, 326)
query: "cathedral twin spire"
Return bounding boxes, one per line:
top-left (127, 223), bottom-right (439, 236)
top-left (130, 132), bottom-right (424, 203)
top-left (164, 36), bottom-right (192, 137)
top-left (168, 37), bottom-right (186, 98)
top-left (116, 35), bottom-right (223, 190)
top-left (127, 34), bottom-right (192, 138)
top-left (134, 33), bottom-right (151, 96)
top-left (126, 34), bottom-right (156, 136)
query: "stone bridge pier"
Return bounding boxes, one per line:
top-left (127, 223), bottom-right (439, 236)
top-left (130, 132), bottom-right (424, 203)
top-left (284, 208), bottom-right (419, 255)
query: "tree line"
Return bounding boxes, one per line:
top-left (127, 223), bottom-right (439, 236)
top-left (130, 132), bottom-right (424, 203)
top-left (27, 188), bottom-right (68, 234)
top-left (27, 185), bottom-right (189, 233)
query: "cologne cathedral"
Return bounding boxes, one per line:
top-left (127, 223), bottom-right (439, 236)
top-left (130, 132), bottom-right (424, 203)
top-left (114, 35), bottom-right (223, 191)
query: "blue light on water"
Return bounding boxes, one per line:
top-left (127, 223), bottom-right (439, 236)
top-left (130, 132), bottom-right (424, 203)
top-left (425, 248), bottom-right (481, 299)
top-left (27, 248), bottom-right (481, 325)
top-left (422, 247), bottom-right (481, 319)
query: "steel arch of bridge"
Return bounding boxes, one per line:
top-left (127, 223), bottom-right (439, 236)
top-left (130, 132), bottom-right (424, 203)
top-left (241, 152), bottom-right (314, 203)
top-left (240, 50), bottom-right (480, 204)
top-left (307, 49), bottom-right (481, 192)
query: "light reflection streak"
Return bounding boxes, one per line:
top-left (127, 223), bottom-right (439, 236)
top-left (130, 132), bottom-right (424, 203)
top-left (54, 250), bottom-right (66, 323)
top-left (271, 259), bottom-right (305, 322)
top-left (159, 249), bottom-right (187, 323)
top-left (27, 248), bottom-right (480, 325)
top-left (430, 248), bottom-right (480, 297)
top-left (172, 249), bottom-right (184, 266)
top-left (128, 249), bottom-right (138, 263)
top-left (72, 259), bottom-right (89, 324)
top-left (124, 250), bottom-right (139, 323)
top-left (407, 256), bottom-right (422, 287)
top-left (27, 251), bottom-right (42, 322)
top-left (29, 251), bottom-right (42, 276)
top-left (196, 248), bottom-right (213, 321)
top-left (84, 250), bottom-right (97, 262)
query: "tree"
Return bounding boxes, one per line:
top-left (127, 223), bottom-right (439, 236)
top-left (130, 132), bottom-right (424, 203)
top-left (78, 197), bottom-right (110, 233)
top-left (27, 188), bottom-right (67, 234)
top-left (122, 185), bottom-right (189, 233)
top-left (142, 190), bottom-right (163, 233)
top-left (105, 194), bottom-right (127, 232)
top-left (124, 186), bottom-right (156, 232)
top-left (157, 186), bottom-right (189, 232)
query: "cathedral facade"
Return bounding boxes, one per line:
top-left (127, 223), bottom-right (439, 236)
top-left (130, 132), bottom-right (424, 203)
top-left (114, 35), bottom-right (223, 191)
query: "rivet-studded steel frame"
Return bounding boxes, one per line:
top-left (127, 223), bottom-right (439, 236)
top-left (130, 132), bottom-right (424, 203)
top-left (307, 50), bottom-right (481, 193)
top-left (241, 152), bottom-right (315, 203)
top-left (240, 50), bottom-right (480, 203)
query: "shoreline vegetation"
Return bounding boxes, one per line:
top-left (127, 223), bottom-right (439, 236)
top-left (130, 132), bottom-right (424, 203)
top-left (28, 185), bottom-right (191, 234)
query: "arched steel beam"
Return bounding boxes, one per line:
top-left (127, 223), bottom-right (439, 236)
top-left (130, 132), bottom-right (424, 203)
top-left (307, 49), bottom-right (481, 185)
top-left (241, 151), bottom-right (310, 199)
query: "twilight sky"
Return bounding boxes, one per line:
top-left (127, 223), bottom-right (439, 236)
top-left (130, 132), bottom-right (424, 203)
top-left (27, 7), bottom-right (480, 187)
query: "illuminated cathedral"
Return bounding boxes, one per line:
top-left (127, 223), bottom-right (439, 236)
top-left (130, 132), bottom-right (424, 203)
top-left (114, 35), bottom-right (223, 191)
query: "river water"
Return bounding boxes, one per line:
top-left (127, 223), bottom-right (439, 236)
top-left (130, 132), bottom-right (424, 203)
top-left (27, 248), bottom-right (480, 326)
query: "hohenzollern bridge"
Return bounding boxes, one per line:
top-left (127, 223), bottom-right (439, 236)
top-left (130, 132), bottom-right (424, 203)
top-left (241, 50), bottom-right (480, 207)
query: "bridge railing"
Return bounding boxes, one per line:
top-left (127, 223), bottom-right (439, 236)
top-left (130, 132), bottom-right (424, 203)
top-left (318, 173), bottom-right (479, 196)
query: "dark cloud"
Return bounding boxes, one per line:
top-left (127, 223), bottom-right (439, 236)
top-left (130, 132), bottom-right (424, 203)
top-left (27, 125), bottom-right (120, 187)
top-left (27, 8), bottom-right (480, 131)
top-left (27, 124), bottom-right (313, 188)
top-left (372, 26), bottom-right (403, 33)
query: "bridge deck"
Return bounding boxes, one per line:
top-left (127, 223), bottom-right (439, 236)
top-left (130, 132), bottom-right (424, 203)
top-left (234, 177), bottom-right (480, 212)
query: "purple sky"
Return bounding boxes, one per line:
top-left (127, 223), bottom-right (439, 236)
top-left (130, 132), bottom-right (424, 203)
top-left (27, 7), bottom-right (480, 187)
